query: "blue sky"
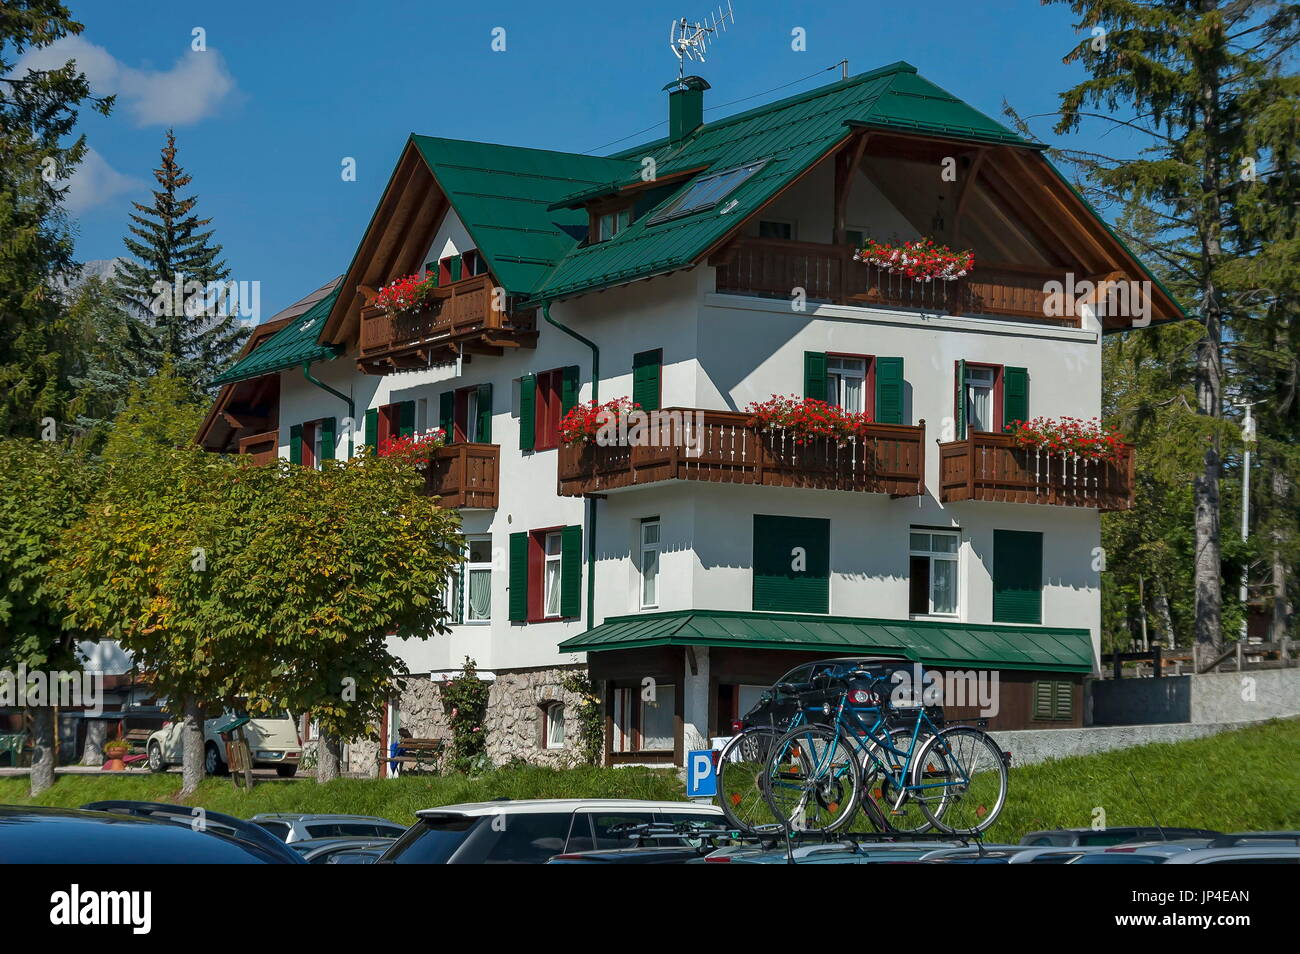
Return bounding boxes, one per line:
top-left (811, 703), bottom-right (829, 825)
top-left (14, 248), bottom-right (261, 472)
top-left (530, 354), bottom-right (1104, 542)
top-left (52, 0), bottom-right (1100, 320)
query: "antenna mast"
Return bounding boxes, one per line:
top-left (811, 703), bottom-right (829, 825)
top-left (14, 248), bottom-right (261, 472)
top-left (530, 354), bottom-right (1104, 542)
top-left (668, 1), bottom-right (735, 87)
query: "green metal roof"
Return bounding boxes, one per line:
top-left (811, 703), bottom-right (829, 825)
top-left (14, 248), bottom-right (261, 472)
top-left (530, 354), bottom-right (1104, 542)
top-left (529, 61), bottom-right (1037, 303)
top-left (557, 609), bottom-right (1094, 673)
top-left (410, 136), bottom-right (633, 296)
top-left (211, 286), bottom-right (343, 386)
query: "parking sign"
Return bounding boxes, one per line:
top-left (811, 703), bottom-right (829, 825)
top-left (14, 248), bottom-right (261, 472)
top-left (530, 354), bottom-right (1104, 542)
top-left (686, 749), bottom-right (717, 798)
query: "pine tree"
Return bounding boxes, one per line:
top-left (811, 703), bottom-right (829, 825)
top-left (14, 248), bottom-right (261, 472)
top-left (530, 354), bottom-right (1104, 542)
top-left (0, 3), bottom-right (113, 439)
top-left (1044, 0), bottom-right (1300, 649)
top-left (112, 130), bottom-right (247, 388)
top-left (64, 274), bottom-right (154, 443)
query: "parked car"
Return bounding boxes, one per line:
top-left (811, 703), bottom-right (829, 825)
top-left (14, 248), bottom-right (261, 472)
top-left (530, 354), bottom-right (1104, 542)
top-left (1163, 846), bottom-right (1300, 864)
top-left (700, 840), bottom-right (969, 864)
top-left (250, 813), bottom-right (408, 843)
top-left (81, 800), bottom-right (305, 864)
top-left (0, 805), bottom-right (296, 864)
top-left (377, 799), bottom-right (725, 864)
top-left (289, 837), bottom-right (397, 864)
top-left (147, 709), bottom-right (302, 777)
top-left (326, 849), bottom-right (387, 864)
top-left (1018, 826), bottom-right (1222, 847)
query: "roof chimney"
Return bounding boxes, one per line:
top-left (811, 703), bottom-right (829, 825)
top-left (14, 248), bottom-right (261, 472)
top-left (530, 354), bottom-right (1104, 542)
top-left (665, 76), bottom-right (710, 143)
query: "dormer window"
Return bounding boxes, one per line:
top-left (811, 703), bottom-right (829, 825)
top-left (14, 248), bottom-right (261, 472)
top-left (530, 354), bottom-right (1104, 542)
top-left (588, 203), bottom-right (633, 244)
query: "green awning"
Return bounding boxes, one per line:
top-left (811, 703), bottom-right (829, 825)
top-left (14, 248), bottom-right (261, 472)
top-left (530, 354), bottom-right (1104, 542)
top-left (558, 609), bottom-right (1094, 674)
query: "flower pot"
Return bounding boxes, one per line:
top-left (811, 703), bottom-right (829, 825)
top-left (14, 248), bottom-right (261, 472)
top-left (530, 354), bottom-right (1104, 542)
top-left (102, 757), bottom-right (127, 771)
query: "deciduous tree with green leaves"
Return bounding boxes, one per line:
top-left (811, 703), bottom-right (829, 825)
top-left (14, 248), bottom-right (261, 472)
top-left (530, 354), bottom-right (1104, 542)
top-left (0, 436), bottom-right (99, 796)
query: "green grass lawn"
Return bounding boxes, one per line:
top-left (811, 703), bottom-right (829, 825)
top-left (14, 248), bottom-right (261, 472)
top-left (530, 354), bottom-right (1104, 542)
top-left (2, 718), bottom-right (1295, 838)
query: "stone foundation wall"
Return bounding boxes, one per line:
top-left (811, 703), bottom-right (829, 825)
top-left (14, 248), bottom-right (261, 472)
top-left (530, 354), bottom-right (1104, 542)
top-left (484, 665), bottom-right (594, 768)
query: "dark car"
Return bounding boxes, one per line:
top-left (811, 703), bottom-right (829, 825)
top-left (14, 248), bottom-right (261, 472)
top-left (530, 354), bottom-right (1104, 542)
top-left (734, 657), bottom-right (943, 733)
top-left (82, 800), bottom-right (304, 864)
top-left (1019, 826), bottom-right (1223, 848)
top-left (0, 805), bottom-right (295, 864)
top-left (548, 846), bottom-right (720, 864)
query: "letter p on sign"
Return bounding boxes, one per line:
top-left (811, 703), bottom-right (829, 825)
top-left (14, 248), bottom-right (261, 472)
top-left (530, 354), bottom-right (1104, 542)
top-left (686, 749), bottom-right (717, 798)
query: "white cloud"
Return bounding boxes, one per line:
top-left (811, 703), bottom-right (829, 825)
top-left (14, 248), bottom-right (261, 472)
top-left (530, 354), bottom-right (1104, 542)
top-left (15, 35), bottom-right (235, 126)
top-left (62, 147), bottom-right (141, 215)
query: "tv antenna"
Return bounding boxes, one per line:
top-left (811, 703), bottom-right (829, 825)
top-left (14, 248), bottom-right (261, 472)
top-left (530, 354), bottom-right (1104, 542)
top-left (669, 2), bottom-right (735, 85)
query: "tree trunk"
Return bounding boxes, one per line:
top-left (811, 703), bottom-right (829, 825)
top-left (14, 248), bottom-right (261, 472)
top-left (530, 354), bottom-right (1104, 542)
top-left (1153, 576), bottom-right (1176, 649)
top-left (315, 731), bottom-right (342, 783)
top-left (180, 695), bottom-right (205, 797)
top-left (1270, 464), bottom-right (1292, 642)
top-left (28, 706), bottom-right (55, 797)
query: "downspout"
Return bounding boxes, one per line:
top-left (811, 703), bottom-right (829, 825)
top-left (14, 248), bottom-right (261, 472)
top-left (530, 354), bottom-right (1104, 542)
top-left (302, 361), bottom-right (355, 459)
top-left (542, 301), bottom-right (599, 629)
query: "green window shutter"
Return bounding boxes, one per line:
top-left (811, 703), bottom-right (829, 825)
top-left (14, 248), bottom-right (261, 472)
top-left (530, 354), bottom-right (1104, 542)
top-left (752, 515), bottom-right (830, 613)
top-left (874, 357), bottom-right (904, 425)
top-left (1033, 680), bottom-right (1054, 720)
top-left (561, 365), bottom-right (580, 415)
top-left (439, 391), bottom-right (455, 443)
top-left (425, 261), bottom-right (439, 286)
top-left (803, 351), bottom-right (827, 402)
top-left (1054, 681), bottom-right (1073, 721)
top-left (449, 254), bottom-right (463, 282)
top-left (954, 359), bottom-right (967, 439)
top-left (508, 532), bottom-right (529, 622)
top-left (364, 408), bottom-right (379, 452)
top-left (289, 424), bottom-right (303, 465)
top-left (476, 383), bottom-right (493, 443)
top-left (992, 529), bottom-right (1043, 624)
top-left (632, 349), bottom-right (662, 411)
top-left (519, 375), bottom-right (536, 451)
top-left (1003, 366), bottom-right (1028, 429)
top-left (451, 563), bottom-right (465, 625)
top-left (318, 417), bottom-right (336, 461)
top-left (560, 524), bottom-right (583, 618)
top-left (399, 400), bottom-right (415, 438)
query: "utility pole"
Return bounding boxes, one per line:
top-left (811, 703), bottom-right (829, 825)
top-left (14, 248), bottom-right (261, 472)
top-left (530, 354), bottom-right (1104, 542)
top-left (1238, 402), bottom-right (1257, 643)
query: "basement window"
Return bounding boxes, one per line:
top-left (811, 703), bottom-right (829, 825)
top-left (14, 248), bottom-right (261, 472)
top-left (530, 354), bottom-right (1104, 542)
top-left (647, 160), bottom-right (767, 225)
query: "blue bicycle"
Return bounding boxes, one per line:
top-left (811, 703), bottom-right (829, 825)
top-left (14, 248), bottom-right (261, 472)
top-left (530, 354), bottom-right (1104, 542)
top-left (761, 668), bottom-right (1009, 835)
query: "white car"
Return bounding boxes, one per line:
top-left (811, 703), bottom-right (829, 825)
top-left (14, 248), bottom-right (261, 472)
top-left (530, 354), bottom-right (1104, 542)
top-left (376, 799), bottom-right (725, 864)
top-left (146, 710), bottom-right (302, 777)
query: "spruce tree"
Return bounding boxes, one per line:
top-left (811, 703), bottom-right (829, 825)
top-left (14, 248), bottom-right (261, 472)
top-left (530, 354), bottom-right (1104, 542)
top-left (112, 129), bottom-right (247, 388)
top-left (0, 2), bottom-right (113, 438)
top-left (1044, 0), bottom-right (1300, 650)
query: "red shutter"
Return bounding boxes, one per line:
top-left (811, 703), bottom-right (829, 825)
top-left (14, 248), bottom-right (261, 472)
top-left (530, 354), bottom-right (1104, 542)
top-left (453, 388), bottom-right (469, 443)
top-left (301, 421), bottom-right (317, 469)
top-left (527, 531), bottom-right (543, 621)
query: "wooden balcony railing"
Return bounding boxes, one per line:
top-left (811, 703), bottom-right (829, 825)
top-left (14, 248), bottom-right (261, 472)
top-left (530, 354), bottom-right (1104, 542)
top-left (938, 432), bottom-right (1134, 511)
top-left (424, 442), bottom-right (500, 509)
top-left (714, 237), bottom-right (1077, 326)
top-left (358, 274), bottom-right (536, 370)
top-left (557, 407), bottom-right (925, 497)
top-left (237, 429), bottom-right (279, 466)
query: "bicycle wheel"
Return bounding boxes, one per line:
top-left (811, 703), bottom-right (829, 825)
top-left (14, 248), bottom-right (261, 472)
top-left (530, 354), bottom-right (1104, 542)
top-left (913, 726), bottom-right (1008, 834)
top-left (859, 726), bottom-right (944, 834)
top-left (715, 726), bottom-right (786, 833)
top-left (761, 724), bottom-right (860, 833)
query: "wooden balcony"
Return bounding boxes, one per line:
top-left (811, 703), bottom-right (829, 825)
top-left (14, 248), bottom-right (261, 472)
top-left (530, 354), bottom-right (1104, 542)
top-left (557, 407), bottom-right (925, 497)
top-left (237, 429), bottom-right (279, 466)
top-left (357, 274), bottom-right (537, 374)
top-left (424, 442), bottom-right (500, 509)
top-left (938, 432), bottom-right (1134, 511)
top-left (714, 237), bottom-right (1078, 326)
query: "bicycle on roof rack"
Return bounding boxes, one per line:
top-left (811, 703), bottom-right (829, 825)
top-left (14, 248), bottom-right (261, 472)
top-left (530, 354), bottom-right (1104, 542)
top-left (761, 668), bottom-right (1009, 836)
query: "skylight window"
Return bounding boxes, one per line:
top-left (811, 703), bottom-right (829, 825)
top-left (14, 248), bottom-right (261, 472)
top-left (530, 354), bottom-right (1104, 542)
top-left (647, 160), bottom-right (767, 224)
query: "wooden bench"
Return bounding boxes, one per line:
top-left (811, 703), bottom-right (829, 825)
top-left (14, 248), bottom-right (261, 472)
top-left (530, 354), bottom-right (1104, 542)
top-left (383, 738), bottom-right (446, 775)
top-left (121, 728), bottom-right (154, 766)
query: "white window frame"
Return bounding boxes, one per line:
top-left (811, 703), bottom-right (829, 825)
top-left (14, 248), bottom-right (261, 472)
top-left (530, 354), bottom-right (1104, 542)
top-left (965, 366), bottom-right (996, 434)
top-left (826, 356), bottom-right (867, 413)
top-left (910, 529), bottom-right (960, 618)
top-left (639, 518), bottom-right (661, 609)
top-left (543, 531), bottom-right (563, 619)
top-left (464, 536), bottom-right (492, 624)
top-left (544, 702), bottom-right (565, 749)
